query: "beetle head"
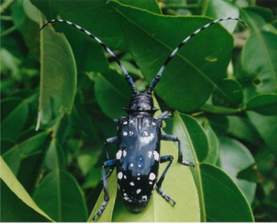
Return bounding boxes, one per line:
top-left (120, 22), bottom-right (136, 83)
top-left (124, 92), bottom-right (158, 114)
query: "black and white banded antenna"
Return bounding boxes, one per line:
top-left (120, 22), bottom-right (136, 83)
top-left (147, 17), bottom-right (247, 94)
top-left (40, 19), bottom-right (137, 93)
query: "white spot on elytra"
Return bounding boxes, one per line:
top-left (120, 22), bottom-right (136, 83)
top-left (129, 131), bottom-right (133, 136)
top-left (130, 182), bottom-right (135, 186)
top-left (116, 150), bottom-right (122, 159)
top-left (123, 150), bottom-right (127, 157)
top-left (149, 181), bottom-right (153, 185)
top-left (153, 151), bottom-right (159, 161)
top-left (123, 132), bottom-right (128, 136)
top-left (130, 163), bottom-right (134, 167)
top-left (123, 121), bottom-right (127, 125)
top-left (141, 195), bottom-right (147, 202)
top-left (117, 172), bottom-right (123, 180)
top-left (137, 177), bottom-right (140, 180)
top-left (141, 133), bottom-right (154, 144)
top-left (138, 164), bottom-right (142, 168)
top-left (124, 175), bottom-right (127, 179)
top-left (136, 189), bottom-right (141, 194)
top-left (149, 173), bottom-right (156, 181)
top-left (148, 151), bottom-right (152, 158)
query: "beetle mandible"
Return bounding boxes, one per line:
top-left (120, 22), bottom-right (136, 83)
top-left (40, 17), bottom-right (247, 221)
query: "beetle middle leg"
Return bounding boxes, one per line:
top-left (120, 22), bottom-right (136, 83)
top-left (156, 155), bottom-right (176, 205)
top-left (93, 159), bottom-right (116, 222)
top-left (103, 137), bottom-right (117, 179)
top-left (162, 134), bottom-right (195, 167)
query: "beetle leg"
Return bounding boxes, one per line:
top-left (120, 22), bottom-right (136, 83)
top-left (157, 111), bottom-right (171, 120)
top-left (104, 137), bottom-right (117, 160)
top-left (161, 134), bottom-right (195, 167)
top-left (93, 159), bottom-right (116, 222)
top-left (156, 155), bottom-right (176, 205)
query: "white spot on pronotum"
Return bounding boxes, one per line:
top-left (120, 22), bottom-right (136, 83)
top-left (123, 132), bottom-right (128, 136)
top-left (136, 189), bottom-right (141, 194)
top-left (149, 173), bottom-right (156, 180)
top-left (137, 177), bottom-right (140, 180)
top-left (130, 182), bottom-right (135, 186)
top-left (117, 172), bottom-right (123, 180)
top-left (149, 181), bottom-right (153, 185)
top-left (116, 150), bottom-right (122, 159)
top-left (153, 151), bottom-right (159, 161)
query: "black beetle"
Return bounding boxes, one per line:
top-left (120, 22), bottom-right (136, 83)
top-left (40, 17), bottom-right (247, 221)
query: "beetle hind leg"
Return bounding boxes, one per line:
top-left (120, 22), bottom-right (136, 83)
top-left (162, 134), bottom-right (195, 167)
top-left (93, 159), bottom-right (116, 222)
top-left (156, 155), bottom-right (176, 205)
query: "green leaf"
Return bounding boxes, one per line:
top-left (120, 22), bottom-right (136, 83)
top-left (33, 170), bottom-right (88, 222)
top-left (45, 139), bottom-right (66, 170)
top-left (109, 0), bottom-right (235, 112)
top-left (88, 171), bottom-right (118, 222)
top-left (212, 78), bottom-right (243, 108)
top-left (219, 137), bottom-right (256, 205)
top-left (31, 0), bottom-right (161, 51)
top-left (247, 111), bottom-right (277, 154)
top-left (227, 115), bottom-right (260, 145)
top-left (201, 163), bottom-right (254, 222)
top-left (0, 156), bottom-right (54, 222)
top-left (1, 131), bottom-right (49, 174)
top-left (89, 99), bottom-right (200, 222)
top-left (240, 9), bottom-right (277, 101)
top-left (246, 93), bottom-right (277, 115)
top-left (38, 14), bottom-right (77, 115)
top-left (204, 0), bottom-right (239, 33)
top-left (94, 69), bottom-right (132, 119)
top-left (202, 119), bottom-right (219, 165)
top-left (1, 101), bottom-right (28, 143)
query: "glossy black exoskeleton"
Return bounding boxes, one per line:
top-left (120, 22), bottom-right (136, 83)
top-left (40, 17), bottom-right (247, 221)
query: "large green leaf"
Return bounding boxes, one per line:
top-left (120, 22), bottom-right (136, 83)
top-left (201, 163), bottom-right (254, 222)
top-left (0, 157), bottom-right (53, 222)
top-left (246, 93), bottom-right (277, 115)
top-left (212, 78), bottom-right (243, 108)
top-left (89, 140), bottom-right (200, 222)
top-left (2, 131), bottom-right (49, 175)
top-left (219, 137), bottom-right (256, 205)
top-left (33, 170), bottom-right (88, 222)
top-left (94, 69), bottom-right (132, 119)
top-left (38, 13), bottom-right (77, 120)
top-left (31, 0), bottom-right (161, 51)
top-left (247, 111), bottom-right (277, 155)
top-left (109, 0), bottom-right (235, 112)
top-left (203, 0), bottom-right (239, 33)
top-left (240, 8), bottom-right (277, 101)
top-left (1, 101), bottom-right (28, 143)
top-left (169, 113), bottom-right (254, 221)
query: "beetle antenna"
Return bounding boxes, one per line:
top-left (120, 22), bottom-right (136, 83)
top-left (40, 19), bottom-right (137, 93)
top-left (147, 17), bottom-right (247, 93)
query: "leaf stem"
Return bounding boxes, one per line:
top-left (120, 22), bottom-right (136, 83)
top-left (0, 0), bottom-right (15, 13)
top-left (201, 104), bottom-right (245, 115)
top-left (161, 4), bottom-right (200, 9)
top-left (1, 25), bottom-right (17, 37)
top-left (1, 15), bottom-right (13, 20)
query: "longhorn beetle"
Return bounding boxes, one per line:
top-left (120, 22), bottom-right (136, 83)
top-left (40, 17), bottom-right (247, 221)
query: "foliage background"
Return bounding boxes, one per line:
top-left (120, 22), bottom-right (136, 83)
top-left (1, 0), bottom-right (277, 222)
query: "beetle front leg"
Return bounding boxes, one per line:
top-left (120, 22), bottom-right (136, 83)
top-left (161, 134), bottom-right (195, 167)
top-left (93, 159), bottom-right (116, 222)
top-left (156, 155), bottom-right (176, 205)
